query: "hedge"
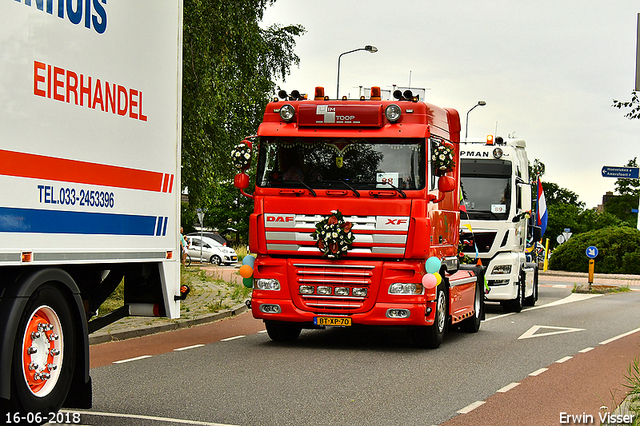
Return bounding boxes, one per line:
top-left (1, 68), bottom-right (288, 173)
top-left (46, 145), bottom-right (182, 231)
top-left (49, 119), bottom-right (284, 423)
top-left (548, 226), bottom-right (640, 274)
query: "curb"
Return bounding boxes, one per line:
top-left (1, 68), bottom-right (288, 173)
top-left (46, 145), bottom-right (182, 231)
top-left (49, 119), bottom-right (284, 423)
top-left (540, 270), bottom-right (640, 280)
top-left (88, 303), bottom-right (249, 345)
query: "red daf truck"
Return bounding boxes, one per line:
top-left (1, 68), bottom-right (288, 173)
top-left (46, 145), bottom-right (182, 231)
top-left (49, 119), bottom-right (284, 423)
top-left (234, 87), bottom-right (484, 348)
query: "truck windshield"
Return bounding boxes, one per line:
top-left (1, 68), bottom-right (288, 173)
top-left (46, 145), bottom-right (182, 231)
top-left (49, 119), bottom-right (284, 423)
top-left (461, 159), bottom-right (512, 220)
top-left (256, 137), bottom-right (425, 190)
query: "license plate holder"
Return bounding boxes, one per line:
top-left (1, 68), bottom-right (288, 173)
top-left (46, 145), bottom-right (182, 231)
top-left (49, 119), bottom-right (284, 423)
top-left (314, 316), bottom-right (352, 327)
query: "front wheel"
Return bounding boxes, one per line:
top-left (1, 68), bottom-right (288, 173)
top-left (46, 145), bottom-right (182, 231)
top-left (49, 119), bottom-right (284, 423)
top-left (524, 267), bottom-right (538, 306)
top-left (210, 255), bottom-right (221, 265)
top-left (412, 285), bottom-right (447, 349)
top-left (10, 284), bottom-right (76, 414)
top-left (265, 321), bottom-right (302, 342)
top-left (461, 271), bottom-right (483, 333)
top-left (502, 274), bottom-right (524, 313)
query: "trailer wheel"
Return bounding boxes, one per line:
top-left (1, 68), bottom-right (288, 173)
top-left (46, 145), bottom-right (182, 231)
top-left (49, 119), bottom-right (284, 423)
top-left (461, 275), bottom-right (483, 333)
top-left (11, 284), bottom-right (76, 414)
top-left (412, 285), bottom-right (447, 349)
top-left (265, 321), bottom-right (302, 342)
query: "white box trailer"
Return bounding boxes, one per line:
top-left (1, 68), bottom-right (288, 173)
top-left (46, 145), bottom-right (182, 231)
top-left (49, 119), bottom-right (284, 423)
top-left (0, 0), bottom-right (183, 415)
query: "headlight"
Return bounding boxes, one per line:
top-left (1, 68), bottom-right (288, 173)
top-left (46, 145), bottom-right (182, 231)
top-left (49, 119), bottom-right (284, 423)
top-left (279, 104), bottom-right (295, 122)
top-left (317, 286), bottom-right (332, 295)
top-left (491, 265), bottom-right (512, 275)
top-left (335, 287), bottom-right (350, 296)
top-left (255, 278), bottom-right (280, 291)
top-left (389, 283), bottom-right (423, 295)
top-left (385, 104), bottom-right (402, 122)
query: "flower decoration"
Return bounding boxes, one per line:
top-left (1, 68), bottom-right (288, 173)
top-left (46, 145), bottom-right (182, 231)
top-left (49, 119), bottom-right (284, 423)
top-left (311, 210), bottom-right (355, 259)
top-left (231, 142), bottom-right (252, 170)
top-left (432, 143), bottom-right (455, 174)
top-left (457, 239), bottom-right (474, 264)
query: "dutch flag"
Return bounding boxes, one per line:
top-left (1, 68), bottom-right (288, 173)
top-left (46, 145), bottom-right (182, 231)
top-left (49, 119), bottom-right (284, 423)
top-left (536, 177), bottom-right (548, 239)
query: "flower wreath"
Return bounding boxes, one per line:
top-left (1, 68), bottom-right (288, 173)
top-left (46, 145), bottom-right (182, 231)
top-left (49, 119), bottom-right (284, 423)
top-left (432, 143), bottom-right (455, 173)
top-left (231, 142), bottom-right (252, 170)
top-left (311, 210), bottom-right (355, 258)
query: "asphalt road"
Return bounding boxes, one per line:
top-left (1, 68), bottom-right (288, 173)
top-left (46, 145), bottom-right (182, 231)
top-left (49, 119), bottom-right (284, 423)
top-left (65, 282), bottom-right (640, 426)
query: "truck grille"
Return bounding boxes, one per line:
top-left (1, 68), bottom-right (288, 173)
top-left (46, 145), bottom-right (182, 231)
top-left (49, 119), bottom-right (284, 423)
top-left (293, 263), bottom-right (375, 312)
top-left (460, 231), bottom-right (497, 254)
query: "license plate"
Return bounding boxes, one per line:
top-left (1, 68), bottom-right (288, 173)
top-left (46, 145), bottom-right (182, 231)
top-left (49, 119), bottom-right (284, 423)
top-left (314, 317), bottom-right (352, 327)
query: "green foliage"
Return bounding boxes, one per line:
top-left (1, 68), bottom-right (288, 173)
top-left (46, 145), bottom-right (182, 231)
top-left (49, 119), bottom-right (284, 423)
top-left (615, 158), bottom-right (640, 196)
top-left (613, 91), bottom-right (640, 120)
top-left (549, 226), bottom-right (640, 273)
top-left (181, 0), bottom-right (304, 218)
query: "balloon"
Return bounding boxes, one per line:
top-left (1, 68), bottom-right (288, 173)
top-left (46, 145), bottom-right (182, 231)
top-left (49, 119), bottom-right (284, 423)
top-left (242, 254), bottom-right (255, 268)
top-left (243, 277), bottom-right (253, 288)
top-left (425, 256), bottom-right (441, 274)
top-left (433, 272), bottom-right (442, 285)
top-left (239, 264), bottom-right (253, 279)
top-left (421, 273), bottom-right (437, 288)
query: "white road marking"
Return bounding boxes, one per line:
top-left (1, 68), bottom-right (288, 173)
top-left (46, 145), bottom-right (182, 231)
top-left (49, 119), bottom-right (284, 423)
top-left (457, 400), bottom-right (486, 414)
top-left (497, 382), bottom-right (520, 393)
top-left (63, 410), bottom-right (238, 426)
top-left (113, 355), bottom-right (152, 364)
top-left (599, 326), bottom-right (640, 345)
top-left (220, 335), bottom-right (245, 342)
top-left (174, 344), bottom-right (205, 351)
top-left (556, 356), bottom-right (573, 363)
top-left (518, 325), bottom-right (585, 340)
top-left (579, 347), bottom-right (594, 353)
top-left (529, 368), bottom-right (548, 376)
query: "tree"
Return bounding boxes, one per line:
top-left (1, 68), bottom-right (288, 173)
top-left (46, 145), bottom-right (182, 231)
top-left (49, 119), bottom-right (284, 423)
top-left (181, 0), bottom-right (305, 213)
top-left (613, 91), bottom-right (640, 120)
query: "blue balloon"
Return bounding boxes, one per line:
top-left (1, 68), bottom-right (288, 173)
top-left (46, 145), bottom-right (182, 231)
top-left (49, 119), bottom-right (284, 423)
top-left (425, 256), bottom-right (441, 274)
top-left (242, 254), bottom-right (255, 268)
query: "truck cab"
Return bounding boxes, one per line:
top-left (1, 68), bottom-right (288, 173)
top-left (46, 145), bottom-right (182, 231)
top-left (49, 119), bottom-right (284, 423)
top-left (459, 137), bottom-right (539, 312)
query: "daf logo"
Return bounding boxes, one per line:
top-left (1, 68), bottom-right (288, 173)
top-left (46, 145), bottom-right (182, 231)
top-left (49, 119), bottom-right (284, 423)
top-left (266, 215), bottom-right (294, 222)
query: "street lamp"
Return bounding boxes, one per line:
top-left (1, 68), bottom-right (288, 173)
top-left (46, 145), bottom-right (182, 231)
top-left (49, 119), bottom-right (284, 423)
top-left (336, 45), bottom-right (378, 99)
top-left (465, 101), bottom-right (486, 141)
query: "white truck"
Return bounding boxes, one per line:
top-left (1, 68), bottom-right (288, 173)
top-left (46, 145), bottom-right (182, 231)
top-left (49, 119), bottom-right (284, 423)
top-left (0, 1), bottom-right (183, 416)
top-left (459, 136), bottom-right (540, 312)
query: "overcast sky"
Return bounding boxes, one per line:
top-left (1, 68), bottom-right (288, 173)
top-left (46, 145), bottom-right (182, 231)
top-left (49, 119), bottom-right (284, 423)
top-left (262, 1), bottom-right (639, 209)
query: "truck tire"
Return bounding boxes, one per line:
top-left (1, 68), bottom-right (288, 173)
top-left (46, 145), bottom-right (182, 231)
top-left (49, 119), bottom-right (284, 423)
top-left (502, 274), bottom-right (524, 313)
top-left (412, 284), bottom-right (447, 349)
top-left (10, 283), bottom-right (76, 415)
top-left (265, 321), bottom-right (302, 342)
top-left (524, 267), bottom-right (539, 307)
top-left (461, 273), bottom-right (483, 333)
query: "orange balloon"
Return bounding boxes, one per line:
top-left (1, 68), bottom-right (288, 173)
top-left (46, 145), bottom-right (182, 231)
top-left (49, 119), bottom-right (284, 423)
top-left (239, 264), bottom-right (253, 279)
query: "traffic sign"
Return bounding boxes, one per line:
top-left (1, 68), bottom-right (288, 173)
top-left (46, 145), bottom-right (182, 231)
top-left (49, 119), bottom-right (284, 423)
top-left (601, 166), bottom-right (640, 179)
top-left (585, 246), bottom-right (598, 259)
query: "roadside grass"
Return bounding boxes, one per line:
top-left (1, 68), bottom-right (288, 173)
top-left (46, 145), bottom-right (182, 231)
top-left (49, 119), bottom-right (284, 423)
top-left (572, 284), bottom-right (632, 294)
top-left (624, 359), bottom-right (640, 425)
top-left (97, 265), bottom-right (251, 317)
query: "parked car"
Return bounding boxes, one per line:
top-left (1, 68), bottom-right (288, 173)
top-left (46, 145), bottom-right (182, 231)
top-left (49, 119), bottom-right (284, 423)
top-left (185, 235), bottom-right (238, 265)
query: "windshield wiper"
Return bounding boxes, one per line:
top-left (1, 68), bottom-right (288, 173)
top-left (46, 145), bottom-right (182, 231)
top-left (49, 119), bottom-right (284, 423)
top-left (376, 181), bottom-right (407, 198)
top-left (271, 178), bottom-right (317, 197)
top-left (325, 180), bottom-right (360, 197)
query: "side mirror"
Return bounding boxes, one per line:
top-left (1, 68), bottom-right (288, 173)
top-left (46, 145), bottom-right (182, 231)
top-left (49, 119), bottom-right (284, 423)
top-left (234, 173), bottom-right (249, 190)
top-left (531, 225), bottom-right (542, 242)
top-left (437, 175), bottom-right (456, 193)
top-left (521, 183), bottom-right (532, 212)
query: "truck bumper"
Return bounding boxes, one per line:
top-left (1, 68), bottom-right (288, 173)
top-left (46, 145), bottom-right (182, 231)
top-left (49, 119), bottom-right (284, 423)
top-left (251, 298), bottom-right (435, 327)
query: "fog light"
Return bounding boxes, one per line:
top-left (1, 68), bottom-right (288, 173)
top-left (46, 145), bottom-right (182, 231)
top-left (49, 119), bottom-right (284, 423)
top-left (299, 285), bottom-right (315, 294)
top-left (389, 283), bottom-right (423, 295)
top-left (259, 304), bottom-right (282, 314)
top-left (255, 279), bottom-right (281, 291)
top-left (488, 279), bottom-right (510, 286)
top-left (317, 286), bottom-right (332, 295)
top-left (335, 287), bottom-right (349, 296)
top-left (352, 287), bottom-right (368, 297)
top-left (386, 309), bottom-right (410, 319)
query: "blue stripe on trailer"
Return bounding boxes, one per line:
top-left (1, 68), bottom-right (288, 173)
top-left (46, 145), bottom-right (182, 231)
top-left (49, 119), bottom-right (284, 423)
top-left (0, 207), bottom-right (161, 236)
